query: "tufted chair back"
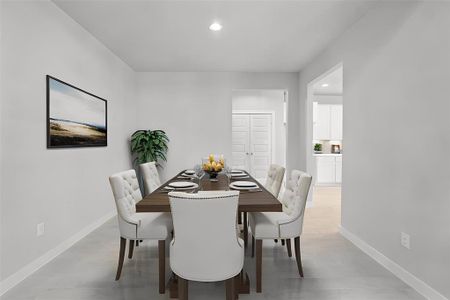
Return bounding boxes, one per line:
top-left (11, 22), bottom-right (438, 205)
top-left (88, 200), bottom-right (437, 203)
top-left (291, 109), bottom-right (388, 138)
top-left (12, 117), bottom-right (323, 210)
top-left (109, 170), bottom-right (143, 239)
top-left (264, 164), bottom-right (285, 197)
top-left (279, 170), bottom-right (312, 236)
top-left (168, 191), bottom-right (244, 282)
top-left (140, 161), bottom-right (162, 195)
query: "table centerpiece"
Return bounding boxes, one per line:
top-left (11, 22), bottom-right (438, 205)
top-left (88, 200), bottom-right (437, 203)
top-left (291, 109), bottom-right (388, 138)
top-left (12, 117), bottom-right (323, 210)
top-left (202, 154), bottom-right (225, 180)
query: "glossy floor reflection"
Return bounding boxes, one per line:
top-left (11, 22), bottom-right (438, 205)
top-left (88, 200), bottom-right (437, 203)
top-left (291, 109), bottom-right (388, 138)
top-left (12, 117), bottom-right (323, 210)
top-left (2, 187), bottom-right (424, 300)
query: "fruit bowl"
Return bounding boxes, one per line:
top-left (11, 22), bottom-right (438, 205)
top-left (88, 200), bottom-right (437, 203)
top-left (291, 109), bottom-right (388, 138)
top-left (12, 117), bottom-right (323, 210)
top-left (202, 154), bottom-right (225, 180)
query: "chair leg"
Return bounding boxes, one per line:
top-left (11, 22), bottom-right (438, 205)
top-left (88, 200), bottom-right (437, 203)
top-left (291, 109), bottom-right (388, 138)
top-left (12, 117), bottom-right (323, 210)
top-left (158, 240), bottom-right (166, 294)
top-left (128, 240), bottom-right (135, 259)
top-left (286, 238), bottom-right (292, 257)
top-left (178, 276), bottom-right (188, 300)
top-left (281, 239), bottom-right (285, 246)
top-left (256, 239), bottom-right (262, 293)
top-left (225, 277), bottom-right (236, 300)
top-left (243, 212), bottom-right (248, 248)
top-left (294, 237), bottom-right (304, 277)
top-left (251, 235), bottom-right (255, 258)
top-left (115, 237), bottom-right (126, 281)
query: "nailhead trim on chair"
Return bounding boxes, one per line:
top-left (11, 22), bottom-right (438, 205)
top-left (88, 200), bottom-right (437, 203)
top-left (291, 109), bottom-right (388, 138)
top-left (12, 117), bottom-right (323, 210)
top-left (168, 194), bottom-right (239, 200)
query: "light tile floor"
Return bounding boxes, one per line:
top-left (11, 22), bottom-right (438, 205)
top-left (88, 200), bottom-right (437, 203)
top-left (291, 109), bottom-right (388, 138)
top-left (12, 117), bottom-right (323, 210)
top-left (1, 187), bottom-right (424, 300)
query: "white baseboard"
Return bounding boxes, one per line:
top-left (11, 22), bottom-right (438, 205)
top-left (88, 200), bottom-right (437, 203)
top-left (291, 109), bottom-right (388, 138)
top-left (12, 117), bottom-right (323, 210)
top-left (340, 226), bottom-right (448, 300)
top-left (0, 210), bottom-right (116, 297)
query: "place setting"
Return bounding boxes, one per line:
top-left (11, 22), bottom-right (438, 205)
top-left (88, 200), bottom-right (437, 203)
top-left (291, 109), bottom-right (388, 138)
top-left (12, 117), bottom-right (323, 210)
top-left (161, 181), bottom-right (199, 193)
top-left (177, 169), bottom-right (196, 179)
top-left (229, 180), bottom-right (262, 193)
top-left (230, 169), bottom-right (250, 180)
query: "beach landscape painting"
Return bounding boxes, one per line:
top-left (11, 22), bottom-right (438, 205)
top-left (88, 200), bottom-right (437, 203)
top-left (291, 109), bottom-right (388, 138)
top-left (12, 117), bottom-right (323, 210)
top-left (47, 76), bottom-right (107, 148)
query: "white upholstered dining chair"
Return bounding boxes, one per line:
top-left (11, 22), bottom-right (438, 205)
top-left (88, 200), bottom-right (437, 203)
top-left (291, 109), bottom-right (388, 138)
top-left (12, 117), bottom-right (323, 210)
top-left (140, 161), bottom-right (162, 195)
top-left (249, 170), bottom-right (312, 293)
top-left (109, 169), bottom-right (173, 294)
top-left (168, 191), bottom-right (244, 300)
top-left (264, 164), bottom-right (285, 197)
top-left (259, 164), bottom-right (285, 245)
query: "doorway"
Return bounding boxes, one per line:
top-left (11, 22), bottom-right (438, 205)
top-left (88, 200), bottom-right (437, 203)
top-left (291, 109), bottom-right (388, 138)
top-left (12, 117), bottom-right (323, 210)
top-left (231, 90), bottom-right (287, 183)
top-left (306, 64), bottom-right (343, 205)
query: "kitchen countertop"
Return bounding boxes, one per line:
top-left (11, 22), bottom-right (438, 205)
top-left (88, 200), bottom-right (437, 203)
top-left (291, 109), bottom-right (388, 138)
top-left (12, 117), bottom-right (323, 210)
top-left (313, 153), bottom-right (342, 157)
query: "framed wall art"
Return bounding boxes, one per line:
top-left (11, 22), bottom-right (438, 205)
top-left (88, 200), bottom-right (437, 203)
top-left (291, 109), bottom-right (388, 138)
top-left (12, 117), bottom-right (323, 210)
top-left (47, 75), bottom-right (107, 148)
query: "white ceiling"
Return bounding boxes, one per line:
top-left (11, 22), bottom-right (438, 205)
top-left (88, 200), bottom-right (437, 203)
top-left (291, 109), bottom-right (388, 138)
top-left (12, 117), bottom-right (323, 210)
top-left (53, 0), bottom-right (377, 72)
top-left (314, 66), bottom-right (343, 94)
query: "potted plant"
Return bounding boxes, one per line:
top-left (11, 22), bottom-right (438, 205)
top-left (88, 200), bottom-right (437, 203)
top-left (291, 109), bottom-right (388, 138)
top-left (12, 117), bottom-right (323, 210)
top-left (314, 143), bottom-right (322, 154)
top-left (130, 129), bottom-right (169, 167)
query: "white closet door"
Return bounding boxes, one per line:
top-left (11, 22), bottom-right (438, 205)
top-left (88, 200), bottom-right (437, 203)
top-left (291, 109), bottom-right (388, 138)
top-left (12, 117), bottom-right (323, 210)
top-left (232, 113), bottom-right (273, 180)
top-left (250, 114), bottom-right (272, 181)
top-left (231, 115), bottom-right (250, 171)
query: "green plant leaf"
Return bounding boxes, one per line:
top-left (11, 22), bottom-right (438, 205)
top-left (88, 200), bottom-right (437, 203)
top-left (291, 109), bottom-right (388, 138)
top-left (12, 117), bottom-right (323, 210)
top-left (130, 129), bottom-right (169, 167)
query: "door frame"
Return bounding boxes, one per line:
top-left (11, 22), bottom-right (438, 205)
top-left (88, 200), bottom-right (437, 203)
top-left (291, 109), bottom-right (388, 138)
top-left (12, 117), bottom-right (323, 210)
top-left (306, 62), bottom-right (343, 204)
top-left (232, 111), bottom-right (277, 171)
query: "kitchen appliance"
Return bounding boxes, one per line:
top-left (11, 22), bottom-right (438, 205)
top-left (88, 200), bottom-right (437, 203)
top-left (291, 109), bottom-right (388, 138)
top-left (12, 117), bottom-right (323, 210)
top-left (331, 144), bottom-right (341, 154)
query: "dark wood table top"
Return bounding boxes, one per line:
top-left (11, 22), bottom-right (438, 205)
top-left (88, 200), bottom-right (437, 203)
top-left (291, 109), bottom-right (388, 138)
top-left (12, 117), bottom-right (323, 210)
top-left (136, 170), bottom-right (282, 213)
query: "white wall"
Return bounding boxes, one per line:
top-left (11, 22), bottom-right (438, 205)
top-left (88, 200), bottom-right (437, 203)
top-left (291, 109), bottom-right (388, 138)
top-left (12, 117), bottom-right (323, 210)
top-left (232, 90), bottom-right (286, 167)
top-left (0, 0), bottom-right (3, 280)
top-left (136, 72), bottom-right (299, 180)
top-left (313, 95), bottom-right (342, 105)
top-left (0, 1), bottom-right (136, 281)
top-left (299, 2), bottom-right (450, 298)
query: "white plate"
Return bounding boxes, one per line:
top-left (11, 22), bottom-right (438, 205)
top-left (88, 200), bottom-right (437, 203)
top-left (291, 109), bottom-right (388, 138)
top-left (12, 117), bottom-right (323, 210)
top-left (168, 181), bottom-right (196, 188)
top-left (231, 170), bottom-right (245, 174)
top-left (165, 183), bottom-right (199, 190)
top-left (229, 182), bottom-right (258, 190)
top-left (231, 181), bottom-right (258, 188)
top-left (231, 173), bottom-right (248, 178)
top-left (184, 169), bottom-right (195, 175)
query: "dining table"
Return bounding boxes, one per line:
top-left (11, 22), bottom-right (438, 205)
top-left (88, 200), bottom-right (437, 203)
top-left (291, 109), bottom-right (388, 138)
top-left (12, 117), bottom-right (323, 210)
top-left (136, 170), bottom-right (282, 297)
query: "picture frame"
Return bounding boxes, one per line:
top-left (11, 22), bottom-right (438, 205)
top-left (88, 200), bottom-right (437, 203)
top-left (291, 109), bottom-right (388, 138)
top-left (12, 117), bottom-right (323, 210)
top-left (46, 75), bottom-right (107, 148)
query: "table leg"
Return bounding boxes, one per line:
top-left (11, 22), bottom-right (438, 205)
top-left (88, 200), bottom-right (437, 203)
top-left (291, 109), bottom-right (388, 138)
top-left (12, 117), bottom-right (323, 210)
top-left (256, 239), bottom-right (262, 293)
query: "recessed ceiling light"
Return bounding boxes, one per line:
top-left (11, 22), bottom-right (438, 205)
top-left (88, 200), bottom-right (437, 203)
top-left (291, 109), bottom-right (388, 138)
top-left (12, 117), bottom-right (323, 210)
top-left (321, 83), bottom-right (329, 87)
top-left (209, 22), bottom-right (222, 31)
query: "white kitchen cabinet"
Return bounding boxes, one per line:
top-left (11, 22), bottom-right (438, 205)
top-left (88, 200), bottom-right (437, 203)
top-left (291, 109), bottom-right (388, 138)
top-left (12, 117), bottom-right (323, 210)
top-left (330, 105), bottom-right (343, 140)
top-left (316, 155), bottom-right (342, 185)
top-left (313, 104), bottom-right (331, 140)
top-left (335, 156), bottom-right (342, 183)
top-left (316, 156), bottom-right (336, 183)
top-left (313, 103), bottom-right (342, 141)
